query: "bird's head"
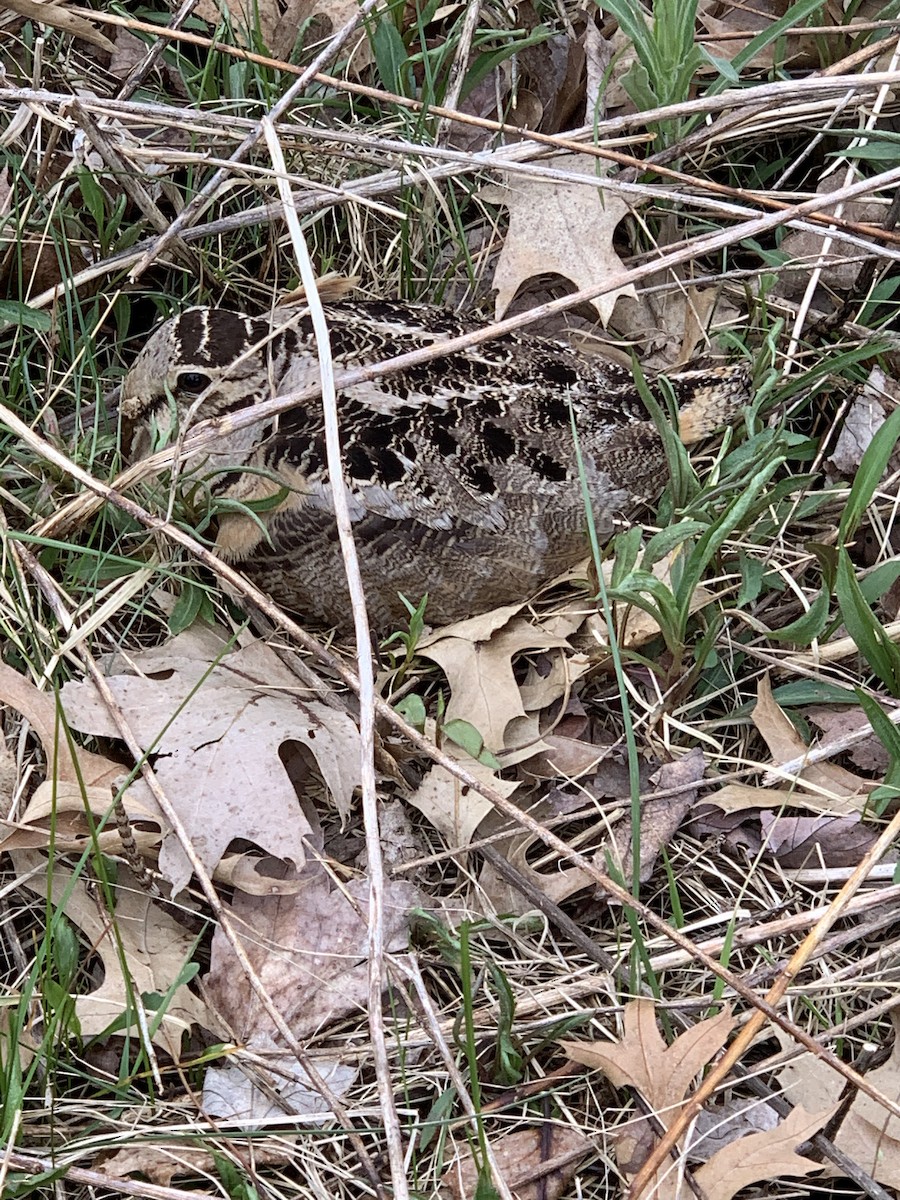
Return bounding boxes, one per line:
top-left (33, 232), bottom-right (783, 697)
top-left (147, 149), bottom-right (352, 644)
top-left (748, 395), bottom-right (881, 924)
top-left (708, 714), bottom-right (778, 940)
top-left (121, 308), bottom-right (279, 460)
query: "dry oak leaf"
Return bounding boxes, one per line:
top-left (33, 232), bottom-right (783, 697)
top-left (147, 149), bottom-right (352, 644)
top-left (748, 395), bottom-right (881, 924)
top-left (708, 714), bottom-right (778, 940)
top-left (406, 743), bottom-right (516, 852)
top-left (480, 153), bottom-right (636, 326)
top-left (777, 1007), bottom-right (900, 1189)
top-left (759, 810), bottom-right (879, 869)
top-left (710, 674), bottom-right (870, 817)
top-left (203, 1038), bottom-right (357, 1120)
top-left (14, 850), bottom-right (216, 1058)
top-left (561, 999), bottom-right (829, 1199)
top-left (476, 773), bottom-right (607, 914)
top-left (607, 747), bottom-right (706, 885)
top-left (99, 1143), bottom-right (288, 1187)
top-left (420, 606), bottom-right (575, 753)
top-left (828, 368), bottom-right (891, 475)
top-left (202, 863), bottom-right (417, 1114)
top-left (0, 660), bottom-right (122, 790)
top-left (807, 702), bottom-right (891, 775)
top-left (60, 626), bottom-right (360, 895)
top-left (561, 998), bottom-right (735, 1108)
top-left (477, 824), bottom-right (595, 912)
top-left (0, 780), bottom-right (165, 857)
top-left (204, 864), bottom-right (419, 1043)
top-left (443, 1125), bottom-right (593, 1200)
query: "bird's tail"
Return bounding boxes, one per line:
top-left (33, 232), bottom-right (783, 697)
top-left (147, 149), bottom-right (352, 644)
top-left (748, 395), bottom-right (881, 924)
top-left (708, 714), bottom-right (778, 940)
top-left (671, 363), bottom-right (753, 445)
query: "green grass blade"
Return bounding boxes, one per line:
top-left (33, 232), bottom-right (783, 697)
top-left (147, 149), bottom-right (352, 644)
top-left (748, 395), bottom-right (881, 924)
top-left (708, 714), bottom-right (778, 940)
top-left (838, 404), bottom-right (900, 544)
top-left (836, 547), bottom-right (900, 695)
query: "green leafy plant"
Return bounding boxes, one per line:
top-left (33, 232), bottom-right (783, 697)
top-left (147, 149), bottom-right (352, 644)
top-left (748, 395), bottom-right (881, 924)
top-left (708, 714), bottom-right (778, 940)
top-left (596, 0), bottom-right (705, 142)
top-left (834, 405), bottom-right (900, 695)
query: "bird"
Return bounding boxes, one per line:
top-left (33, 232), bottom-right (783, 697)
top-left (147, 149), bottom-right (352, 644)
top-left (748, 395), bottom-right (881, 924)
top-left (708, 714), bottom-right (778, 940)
top-left (121, 299), bottom-right (751, 633)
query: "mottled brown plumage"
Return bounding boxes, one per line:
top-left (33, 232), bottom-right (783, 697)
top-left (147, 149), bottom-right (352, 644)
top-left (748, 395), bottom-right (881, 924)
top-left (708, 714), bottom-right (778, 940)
top-left (121, 300), bottom-right (750, 631)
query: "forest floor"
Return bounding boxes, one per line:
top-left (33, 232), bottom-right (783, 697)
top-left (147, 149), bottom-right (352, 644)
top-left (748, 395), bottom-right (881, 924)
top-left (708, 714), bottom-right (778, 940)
top-left (4, 1), bottom-right (900, 1198)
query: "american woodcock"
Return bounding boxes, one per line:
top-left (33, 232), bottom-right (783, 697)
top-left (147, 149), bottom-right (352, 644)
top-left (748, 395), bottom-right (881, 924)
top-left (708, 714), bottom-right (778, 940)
top-left (121, 300), bottom-right (750, 631)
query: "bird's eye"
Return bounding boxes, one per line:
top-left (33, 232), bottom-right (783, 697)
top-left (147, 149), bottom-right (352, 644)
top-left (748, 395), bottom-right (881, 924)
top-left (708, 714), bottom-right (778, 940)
top-left (177, 371), bottom-right (212, 394)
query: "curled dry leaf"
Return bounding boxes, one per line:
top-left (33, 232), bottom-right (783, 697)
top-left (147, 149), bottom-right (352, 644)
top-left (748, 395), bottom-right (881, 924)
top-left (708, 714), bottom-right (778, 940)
top-left (0, 660), bottom-right (122, 790)
top-left (606, 747), bottom-right (706, 885)
top-left (480, 153), bottom-right (636, 326)
top-left (2, 0), bottom-right (115, 52)
top-left (0, 780), bottom-right (165, 857)
top-left (561, 999), bottom-right (830, 1199)
top-left (610, 283), bottom-right (740, 371)
top-left (60, 626), bottom-right (360, 895)
top-left (476, 783), bottom-right (608, 913)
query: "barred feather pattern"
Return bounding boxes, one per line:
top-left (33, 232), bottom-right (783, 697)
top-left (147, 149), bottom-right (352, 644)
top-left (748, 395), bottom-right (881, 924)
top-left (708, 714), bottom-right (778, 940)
top-left (121, 300), bottom-right (750, 630)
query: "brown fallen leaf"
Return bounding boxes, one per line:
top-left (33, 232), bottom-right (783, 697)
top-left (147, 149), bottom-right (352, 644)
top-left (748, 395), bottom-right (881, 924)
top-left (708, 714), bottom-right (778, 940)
top-left (828, 370), bottom-right (890, 476)
top-left (561, 999), bottom-right (830, 1199)
top-left (562, 999), bottom-right (735, 1107)
top-left (777, 1007), bottom-right (900, 1190)
top-left (406, 744), bottom-right (516, 852)
top-left (204, 857), bottom-right (419, 1057)
top-left (0, 660), bottom-right (122, 789)
top-left (60, 625), bottom-right (361, 895)
top-left (13, 850), bottom-right (216, 1059)
top-left (807, 703), bottom-right (891, 774)
top-left (99, 1142), bottom-right (289, 1186)
top-left (699, 0), bottom-right (799, 68)
top-left (419, 608), bottom-right (575, 753)
top-left (760, 811), bottom-right (879, 869)
top-left (691, 1104), bottom-right (829, 1200)
top-left (777, 176), bottom-right (886, 302)
top-left (0, 780), bottom-right (165, 857)
top-left (522, 730), bottom-right (611, 781)
top-left (479, 153), bottom-right (636, 326)
top-left (477, 822), bottom-right (597, 912)
top-left (443, 1125), bottom-right (593, 1200)
top-left (684, 803), bottom-right (762, 856)
top-left (202, 1043), bottom-right (357, 1121)
top-left (0, 730), bottom-right (16, 816)
top-left (201, 861), bottom-right (418, 1114)
top-left (606, 747), bottom-right (706, 885)
top-left (0, 167), bottom-right (11, 218)
top-left (194, 0), bottom-right (373, 68)
top-left (610, 282), bottom-right (741, 371)
top-left (709, 675), bottom-right (871, 816)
